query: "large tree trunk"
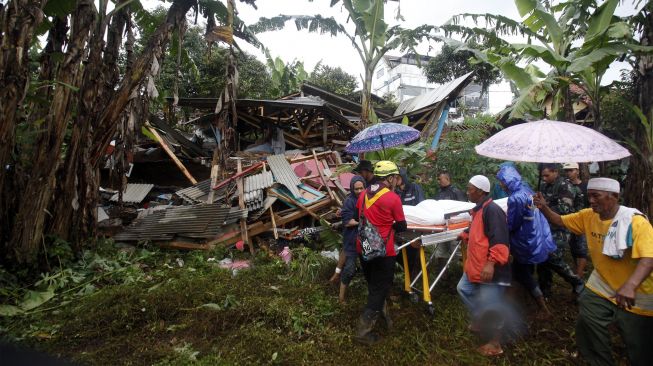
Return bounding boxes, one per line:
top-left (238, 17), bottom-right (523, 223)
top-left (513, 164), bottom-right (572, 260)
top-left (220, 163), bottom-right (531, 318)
top-left (0, 0), bottom-right (46, 247)
top-left (50, 0), bottom-right (195, 248)
top-left (48, 1), bottom-right (125, 245)
top-left (7, 0), bottom-right (95, 264)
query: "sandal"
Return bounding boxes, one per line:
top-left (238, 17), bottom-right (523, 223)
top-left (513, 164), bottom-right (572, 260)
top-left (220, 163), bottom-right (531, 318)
top-left (476, 344), bottom-right (504, 357)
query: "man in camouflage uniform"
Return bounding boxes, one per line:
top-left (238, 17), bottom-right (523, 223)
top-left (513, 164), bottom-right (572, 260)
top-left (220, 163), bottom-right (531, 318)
top-left (563, 163), bottom-right (589, 278)
top-left (537, 164), bottom-right (585, 298)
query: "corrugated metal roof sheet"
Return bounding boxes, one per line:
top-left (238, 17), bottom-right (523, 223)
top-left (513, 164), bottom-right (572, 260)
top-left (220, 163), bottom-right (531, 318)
top-left (243, 171), bottom-right (274, 211)
top-left (110, 183), bottom-right (154, 203)
top-left (113, 204), bottom-right (246, 242)
top-left (267, 154), bottom-right (302, 199)
top-left (176, 179), bottom-right (228, 204)
top-left (393, 72), bottom-right (474, 116)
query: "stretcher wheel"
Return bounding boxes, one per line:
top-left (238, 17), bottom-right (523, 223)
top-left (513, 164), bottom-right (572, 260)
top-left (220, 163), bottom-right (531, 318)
top-left (409, 292), bottom-right (419, 304)
top-left (427, 304), bottom-right (435, 316)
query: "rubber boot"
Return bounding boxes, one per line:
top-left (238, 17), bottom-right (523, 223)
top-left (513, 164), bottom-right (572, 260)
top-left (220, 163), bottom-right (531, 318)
top-left (354, 309), bottom-right (380, 345)
top-left (381, 300), bottom-right (393, 330)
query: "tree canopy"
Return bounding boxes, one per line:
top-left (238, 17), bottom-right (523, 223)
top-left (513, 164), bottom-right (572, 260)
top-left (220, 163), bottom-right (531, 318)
top-left (423, 41), bottom-right (501, 93)
top-left (308, 61), bottom-right (358, 97)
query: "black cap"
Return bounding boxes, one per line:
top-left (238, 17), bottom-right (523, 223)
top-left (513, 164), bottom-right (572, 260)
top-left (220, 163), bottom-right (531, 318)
top-left (354, 160), bottom-right (374, 173)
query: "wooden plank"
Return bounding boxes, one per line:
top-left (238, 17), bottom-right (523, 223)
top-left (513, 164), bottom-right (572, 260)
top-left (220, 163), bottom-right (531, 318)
top-left (235, 158), bottom-right (253, 254)
top-left (214, 198), bottom-right (334, 246)
top-left (206, 165), bottom-right (220, 203)
top-left (269, 206), bottom-right (278, 239)
top-left (289, 151), bottom-right (335, 164)
top-left (268, 190), bottom-right (322, 221)
top-left (312, 149), bottom-right (340, 205)
top-left (146, 124), bottom-right (197, 185)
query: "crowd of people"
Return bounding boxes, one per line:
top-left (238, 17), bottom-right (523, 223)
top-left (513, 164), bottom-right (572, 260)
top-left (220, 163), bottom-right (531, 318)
top-left (329, 159), bottom-right (653, 364)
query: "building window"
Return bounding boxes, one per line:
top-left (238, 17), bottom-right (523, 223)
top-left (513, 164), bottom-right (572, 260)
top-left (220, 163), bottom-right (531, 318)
top-left (376, 68), bottom-right (384, 79)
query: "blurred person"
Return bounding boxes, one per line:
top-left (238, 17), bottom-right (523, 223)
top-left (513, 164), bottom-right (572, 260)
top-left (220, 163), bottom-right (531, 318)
top-left (491, 162), bottom-right (515, 200)
top-left (538, 163), bottom-right (585, 298)
top-left (434, 171), bottom-right (467, 269)
top-left (330, 176), bottom-right (366, 303)
top-left (354, 160), bottom-right (376, 186)
top-left (457, 175), bottom-right (511, 356)
top-left (563, 162), bottom-right (589, 278)
top-left (435, 171), bottom-right (467, 201)
top-left (395, 168), bottom-right (425, 206)
top-left (497, 165), bottom-right (555, 319)
top-left (394, 168), bottom-right (425, 286)
top-left (354, 161), bottom-right (406, 345)
top-left (534, 178), bottom-right (653, 366)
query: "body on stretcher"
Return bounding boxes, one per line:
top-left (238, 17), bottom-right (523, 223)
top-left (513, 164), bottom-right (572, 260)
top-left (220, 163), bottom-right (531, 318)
top-left (396, 207), bottom-right (472, 314)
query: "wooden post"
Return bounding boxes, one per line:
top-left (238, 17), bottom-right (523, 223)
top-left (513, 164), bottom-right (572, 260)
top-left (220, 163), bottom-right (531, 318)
top-left (269, 206), bottom-right (278, 239)
top-left (207, 165), bottom-right (220, 203)
top-left (146, 124), bottom-right (197, 185)
top-left (235, 158), bottom-right (253, 254)
top-left (311, 149), bottom-right (339, 205)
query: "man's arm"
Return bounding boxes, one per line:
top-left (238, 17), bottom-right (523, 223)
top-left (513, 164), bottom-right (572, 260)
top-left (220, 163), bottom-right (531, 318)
top-left (533, 192), bottom-right (564, 227)
top-left (615, 258), bottom-right (653, 309)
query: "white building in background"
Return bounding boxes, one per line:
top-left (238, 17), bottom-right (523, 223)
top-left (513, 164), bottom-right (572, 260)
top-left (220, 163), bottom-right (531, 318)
top-left (372, 52), bottom-right (513, 115)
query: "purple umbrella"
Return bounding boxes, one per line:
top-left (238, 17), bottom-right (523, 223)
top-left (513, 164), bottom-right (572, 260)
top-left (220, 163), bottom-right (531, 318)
top-left (345, 123), bottom-right (420, 154)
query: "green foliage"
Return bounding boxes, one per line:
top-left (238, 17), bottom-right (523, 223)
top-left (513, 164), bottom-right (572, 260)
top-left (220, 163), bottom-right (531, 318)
top-left (365, 141), bottom-right (427, 176)
top-left (424, 41), bottom-right (502, 93)
top-left (308, 61), bottom-right (358, 97)
top-left (0, 240), bottom-right (598, 365)
top-left (425, 115), bottom-right (539, 196)
top-left (265, 52), bottom-right (308, 98)
top-left (157, 26), bottom-right (274, 100)
top-left (444, 0), bottom-right (653, 122)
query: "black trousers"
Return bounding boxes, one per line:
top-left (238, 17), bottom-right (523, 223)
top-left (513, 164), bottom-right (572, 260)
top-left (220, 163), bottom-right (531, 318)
top-left (360, 255), bottom-right (396, 312)
top-left (512, 262), bottom-right (543, 298)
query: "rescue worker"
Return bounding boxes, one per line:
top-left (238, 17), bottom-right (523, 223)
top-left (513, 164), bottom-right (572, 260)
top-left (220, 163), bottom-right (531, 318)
top-left (330, 175), bottom-right (366, 303)
top-left (435, 172), bottom-right (467, 201)
top-left (535, 178), bottom-right (653, 366)
top-left (563, 162), bottom-right (589, 278)
top-left (457, 175), bottom-right (511, 356)
top-left (354, 161), bottom-right (406, 345)
top-left (537, 163), bottom-right (585, 298)
top-left (497, 165), bottom-right (555, 318)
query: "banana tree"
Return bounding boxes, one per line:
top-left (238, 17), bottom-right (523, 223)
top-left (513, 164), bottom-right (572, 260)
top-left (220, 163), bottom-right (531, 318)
top-left (443, 0), bottom-right (653, 127)
top-left (251, 0), bottom-right (432, 126)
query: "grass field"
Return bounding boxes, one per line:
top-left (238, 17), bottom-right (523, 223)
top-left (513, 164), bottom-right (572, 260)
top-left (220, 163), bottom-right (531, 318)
top-left (1, 244), bottom-right (599, 365)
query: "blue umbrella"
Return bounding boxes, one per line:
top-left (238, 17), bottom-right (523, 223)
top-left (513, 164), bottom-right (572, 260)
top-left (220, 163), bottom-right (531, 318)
top-left (345, 122), bottom-right (420, 154)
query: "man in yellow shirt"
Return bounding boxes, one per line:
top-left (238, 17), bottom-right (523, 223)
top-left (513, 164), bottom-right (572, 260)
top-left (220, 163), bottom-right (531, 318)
top-left (534, 177), bottom-right (653, 366)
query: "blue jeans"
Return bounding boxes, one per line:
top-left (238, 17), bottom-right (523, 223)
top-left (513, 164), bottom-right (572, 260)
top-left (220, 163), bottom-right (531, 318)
top-left (457, 273), bottom-right (506, 317)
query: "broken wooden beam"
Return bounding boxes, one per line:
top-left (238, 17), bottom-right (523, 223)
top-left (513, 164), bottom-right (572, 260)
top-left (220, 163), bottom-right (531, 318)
top-left (146, 123), bottom-right (197, 185)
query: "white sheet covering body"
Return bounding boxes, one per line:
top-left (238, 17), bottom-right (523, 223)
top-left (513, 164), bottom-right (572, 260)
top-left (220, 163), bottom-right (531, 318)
top-left (403, 199), bottom-right (476, 226)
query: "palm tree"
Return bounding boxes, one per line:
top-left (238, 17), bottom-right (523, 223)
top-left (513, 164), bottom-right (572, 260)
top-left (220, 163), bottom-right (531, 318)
top-left (441, 0), bottom-right (652, 127)
top-left (251, 0), bottom-right (432, 126)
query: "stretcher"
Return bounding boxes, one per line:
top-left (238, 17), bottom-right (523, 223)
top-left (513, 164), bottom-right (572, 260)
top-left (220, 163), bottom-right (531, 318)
top-left (396, 220), bottom-right (470, 314)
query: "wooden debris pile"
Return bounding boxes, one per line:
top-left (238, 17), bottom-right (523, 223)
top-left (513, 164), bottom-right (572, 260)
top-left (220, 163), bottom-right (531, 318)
top-left (109, 150), bottom-right (356, 251)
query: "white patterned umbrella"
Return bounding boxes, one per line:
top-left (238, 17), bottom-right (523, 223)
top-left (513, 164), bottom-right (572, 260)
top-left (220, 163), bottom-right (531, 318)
top-left (475, 119), bottom-right (630, 163)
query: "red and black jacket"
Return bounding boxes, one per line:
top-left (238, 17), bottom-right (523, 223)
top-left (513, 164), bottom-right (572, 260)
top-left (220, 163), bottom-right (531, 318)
top-left (460, 196), bottom-right (511, 284)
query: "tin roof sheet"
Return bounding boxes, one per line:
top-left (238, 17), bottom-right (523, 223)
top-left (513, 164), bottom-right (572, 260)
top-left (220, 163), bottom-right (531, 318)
top-left (110, 183), bottom-right (154, 203)
top-left (267, 154), bottom-right (302, 199)
top-left (393, 72), bottom-right (474, 116)
top-left (113, 204), bottom-right (245, 242)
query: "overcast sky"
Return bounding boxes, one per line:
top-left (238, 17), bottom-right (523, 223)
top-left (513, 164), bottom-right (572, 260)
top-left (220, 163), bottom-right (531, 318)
top-left (232, 0), bottom-right (639, 87)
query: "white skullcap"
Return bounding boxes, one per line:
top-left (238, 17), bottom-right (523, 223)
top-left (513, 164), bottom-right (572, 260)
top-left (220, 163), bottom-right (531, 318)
top-left (587, 177), bottom-right (620, 194)
top-left (469, 175), bottom-right (491, 193)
